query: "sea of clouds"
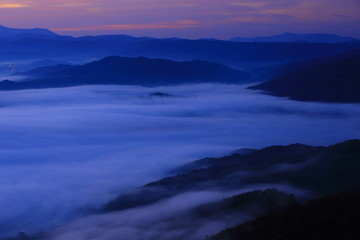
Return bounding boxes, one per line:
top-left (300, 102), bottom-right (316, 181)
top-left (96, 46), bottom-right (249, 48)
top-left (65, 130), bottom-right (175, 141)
top-left (0, 83), bottom-right (359, 237)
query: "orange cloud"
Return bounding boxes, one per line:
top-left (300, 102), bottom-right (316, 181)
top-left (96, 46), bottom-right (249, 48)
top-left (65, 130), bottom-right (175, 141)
top-left (0, 2), bottom-right (29, 8)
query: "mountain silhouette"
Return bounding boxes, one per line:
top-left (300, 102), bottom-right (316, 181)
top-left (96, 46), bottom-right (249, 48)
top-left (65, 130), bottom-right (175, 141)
top-left (249, 54), bottom-right (360, 103)
top-left (103, 140), bottom-right (360, 212)
top-left (0, 25), bottom-right (58, 39)
top-left (231, 32), bottom-right (359, 43)
top-left (0, 56), bottom-right (250, 90)
top-left (0, 26), bottom-right (360, 66)
top-left (209, 191), bottom-right (360, 240)
top-left (117, 39), bottom-right (360, 66)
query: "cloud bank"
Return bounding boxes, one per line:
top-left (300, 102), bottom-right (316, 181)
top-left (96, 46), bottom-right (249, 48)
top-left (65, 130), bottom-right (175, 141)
top-left (0, 83), bottom-right (358, 237)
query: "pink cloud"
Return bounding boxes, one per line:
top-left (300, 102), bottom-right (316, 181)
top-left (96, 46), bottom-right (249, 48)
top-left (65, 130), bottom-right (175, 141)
top-left (53, 20), bottom-right (202, 31)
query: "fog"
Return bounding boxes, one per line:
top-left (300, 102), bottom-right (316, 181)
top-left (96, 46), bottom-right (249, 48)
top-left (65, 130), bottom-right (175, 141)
top-left (0, 83), bottom-right (359, 237)
top-left (51, 190), bottom-right (249, 240)
top-left (51, 184), bottom-right (308, 240)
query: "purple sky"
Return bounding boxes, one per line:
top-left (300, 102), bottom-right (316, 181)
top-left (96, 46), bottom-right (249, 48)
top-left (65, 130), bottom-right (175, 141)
top-left (0, 0), bottom-right (359, 39)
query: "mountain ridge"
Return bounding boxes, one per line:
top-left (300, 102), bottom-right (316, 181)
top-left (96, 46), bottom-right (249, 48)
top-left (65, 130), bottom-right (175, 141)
top-left (0, 56), bottom-right (250, 90)
top-left (0, 26), bottom-right (360, 66)
top-left (103, 140), bottom-right (360, 212)
top-left (231, 32), bottom-right (359, 43)
top-left (209, 191), bottom-right (360, 240)
top-left (0, 25), bottom-right (58, 39)
top-left (249, 54), bottom-right (360, 103)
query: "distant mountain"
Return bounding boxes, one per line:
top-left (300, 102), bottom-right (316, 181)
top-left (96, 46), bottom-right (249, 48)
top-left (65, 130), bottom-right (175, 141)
top-left (251, 49), bottom-right (360, 85)
top-left (274, 49), bottom-right (360, 75)
top-left (249, 54), bottom-right (360, 103)
top-left (231, 32), bottom-right (359, 43)
top-left (0, 25), bottom-right (58, 39)
top-left (0, 26), bottom-right (360, 67)
top-left (117, 39), bottom-right (360, 66)
top-left (27, 59), bottom-right (70, 69)
top-left (209, 191), bottom-right (360, 240)
top-left (0, 56), bottom-right (250, 90)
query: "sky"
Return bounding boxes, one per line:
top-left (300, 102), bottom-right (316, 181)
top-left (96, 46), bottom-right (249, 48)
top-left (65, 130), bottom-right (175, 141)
top-left (0, 0), bottom-right (360, 39)
top-left (0, 0), bottom-right (359, 39)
